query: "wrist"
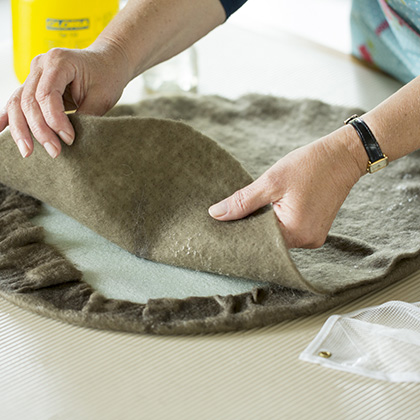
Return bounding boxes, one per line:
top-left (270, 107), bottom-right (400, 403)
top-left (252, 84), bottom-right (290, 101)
top-left (89, 35), bottom-right (136, 85)
top-left (340, 124), bottom-right (370, 178)
top-left (320, 125), bottom-right (368, 187)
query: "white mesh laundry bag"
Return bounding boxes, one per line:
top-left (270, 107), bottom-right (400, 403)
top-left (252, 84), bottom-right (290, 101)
top-left (300, 301), bottom-right (420, 382)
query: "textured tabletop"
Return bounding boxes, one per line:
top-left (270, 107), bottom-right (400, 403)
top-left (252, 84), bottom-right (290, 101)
top-left (1, 1), bottom-right (419, 419)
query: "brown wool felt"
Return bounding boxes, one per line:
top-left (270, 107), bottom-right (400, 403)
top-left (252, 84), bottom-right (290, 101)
top-left (0, 94), bottom-right (419, 335)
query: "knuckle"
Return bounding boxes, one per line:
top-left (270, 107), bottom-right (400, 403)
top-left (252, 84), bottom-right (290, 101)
top-left (262, 170), bottom-right (277, 190)
top-left (296, 231), bottom-right (313, 248)
top-left (42, 107), bottom-right (55, 121)
top-left (258, 170), bottom-right (280, 201)
top-left (306, 236), bottom-right (326, 249)
top-left (232, 188), bottom-right (251, 213)
top-left (293, 228), bottom-right (326, 249)
top-left (283, 216), bottom-right (310, 248)
top-left (7, 94), bottom-right (21, 108)
top-left (41, 110), bottom-right (60, 130)
top-left (45, 47), bottom-right (66, 62)
top-left (20, 95), bottom-right (37, 113)
top-left (102, 95), bottom-right (115, 113)
top-left (289, 232), bottom-right (308, 249)
top-left (29, 125), bottom-right (43, 139)
top-left (35, 87), bottom-right (50, 104)
top-left (30, 54), bottom-right (43, 70)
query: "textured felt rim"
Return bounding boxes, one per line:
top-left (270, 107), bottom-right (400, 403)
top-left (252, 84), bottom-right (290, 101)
top-left (1, 183), bottom-right (420, 335)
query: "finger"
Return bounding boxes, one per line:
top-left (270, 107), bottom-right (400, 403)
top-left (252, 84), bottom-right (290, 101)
top-left (0, 107), bottom-right (8, 132)
top-left (7, 89), bottom-right (34, 158)
top-left (21, 70), bottom-right (62, 158)
top-left (209, 174), bottom-right (276, 221)
top-left (36, 56), bottom-right (76, 145)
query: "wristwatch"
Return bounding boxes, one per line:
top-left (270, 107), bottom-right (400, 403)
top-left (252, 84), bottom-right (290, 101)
top-left (344, 114), bottom-right (389, 174)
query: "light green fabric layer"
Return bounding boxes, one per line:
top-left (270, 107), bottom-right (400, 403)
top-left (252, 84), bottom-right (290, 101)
top-left (0, 94), bottom-right (419, 335)
top-left (32, 204), bottom-right (265, 302)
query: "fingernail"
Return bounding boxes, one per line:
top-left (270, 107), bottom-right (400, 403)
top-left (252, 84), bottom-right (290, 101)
top-left (59, 131), bottom-right (74, 145)
top-left (44, 142), bottom-right (58, 159)
top-left (17, 140), bottom-right (29, 158)
top-left (209, 200), bottom-right (228, 218)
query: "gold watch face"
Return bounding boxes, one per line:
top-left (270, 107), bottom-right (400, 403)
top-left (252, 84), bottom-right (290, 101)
top-left (367, 156), bottom-right (389, 174)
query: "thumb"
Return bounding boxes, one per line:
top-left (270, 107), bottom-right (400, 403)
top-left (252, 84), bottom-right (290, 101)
top-left (208, 175), bottom-right (275, 221)
top-left (0, 108), bottom-right (8, 133)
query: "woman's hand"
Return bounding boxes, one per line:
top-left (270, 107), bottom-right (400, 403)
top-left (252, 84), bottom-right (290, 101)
top-left (0, 43), bottom-right (131, 159)
top-left (209, 126), bottom-right (367, 249)
top-left (0, 0), bottom-right (225, 160)
top-left (209, 72), bottom-right (420, 250)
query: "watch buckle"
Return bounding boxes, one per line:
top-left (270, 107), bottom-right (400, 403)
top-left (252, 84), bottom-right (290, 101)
top-left (367, 155), bottom-right (389, 174)
top-left (344, 114), bottom-right (358, 125)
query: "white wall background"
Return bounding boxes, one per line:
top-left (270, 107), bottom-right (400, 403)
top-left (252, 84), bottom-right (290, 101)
top-left (0, 0), bottom-right (11, 44)
top-left (230, 0), bottom-right (352, 53)
top-left (0, 0), bottom-right (352, 51)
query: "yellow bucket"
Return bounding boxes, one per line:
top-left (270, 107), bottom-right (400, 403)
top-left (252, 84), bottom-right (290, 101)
top-left (11, 0), bottom-right (119, 83)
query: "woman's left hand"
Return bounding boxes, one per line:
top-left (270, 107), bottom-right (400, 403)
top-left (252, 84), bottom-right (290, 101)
top-left (208, 126), bottom-right (366, 249)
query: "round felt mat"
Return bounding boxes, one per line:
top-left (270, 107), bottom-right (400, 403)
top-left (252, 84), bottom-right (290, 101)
top-left (0, 94), bottom-right (419, 335)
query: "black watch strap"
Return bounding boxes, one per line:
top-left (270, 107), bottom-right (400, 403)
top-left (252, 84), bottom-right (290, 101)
top-left (344, 114), bottom-right (389, 174)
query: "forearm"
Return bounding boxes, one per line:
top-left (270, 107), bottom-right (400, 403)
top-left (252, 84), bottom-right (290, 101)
top-left (90, 0), bottom-right (226, 82)
top-left (362, 75), bottom-right (420, 163)
top-left (319, 75), bottom-right (420, 183)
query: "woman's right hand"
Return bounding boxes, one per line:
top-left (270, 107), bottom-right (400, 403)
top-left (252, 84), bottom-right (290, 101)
top-left (0, 43), bottom-right (131, 158)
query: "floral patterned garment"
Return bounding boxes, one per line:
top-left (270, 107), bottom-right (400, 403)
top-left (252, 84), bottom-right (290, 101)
top-left (219, 0), bottom-right (420, 83)
top-left (351, 0), bottom-right (420, 82)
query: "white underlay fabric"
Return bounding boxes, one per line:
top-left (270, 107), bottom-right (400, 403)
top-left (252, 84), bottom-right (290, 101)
top-left (300, 301), bottom-right (420, 383)
top-left (32, 204), bottom-right (264, 302)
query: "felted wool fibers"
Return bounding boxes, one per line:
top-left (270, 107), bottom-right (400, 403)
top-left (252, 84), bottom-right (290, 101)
top-left (0, 94), bottom-right (419, 335)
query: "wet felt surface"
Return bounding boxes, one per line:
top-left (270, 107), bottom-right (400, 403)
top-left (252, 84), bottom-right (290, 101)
top-left (0, 94), bottom-right (419, 334)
